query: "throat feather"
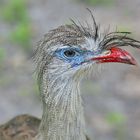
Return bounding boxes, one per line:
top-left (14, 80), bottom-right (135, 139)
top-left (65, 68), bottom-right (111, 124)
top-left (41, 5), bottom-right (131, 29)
top-left (38, 76), bottom-right (86, 140)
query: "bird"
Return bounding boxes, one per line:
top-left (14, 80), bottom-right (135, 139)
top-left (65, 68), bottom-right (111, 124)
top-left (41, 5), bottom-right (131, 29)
top-left (0, 11), bottom-right (140, 140)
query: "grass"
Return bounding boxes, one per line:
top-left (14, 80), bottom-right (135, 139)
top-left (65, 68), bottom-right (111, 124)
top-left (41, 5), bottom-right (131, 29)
top-left (106, 112), bottom-right (125, 125)
top-left (10, 23), bottom-right (31, 51)
top-left (1, 0), bottom-right (32, 52)
top-left (1, 0), bottom-right (28, 23)
top-left (106, 112), bottom-right (126, 140)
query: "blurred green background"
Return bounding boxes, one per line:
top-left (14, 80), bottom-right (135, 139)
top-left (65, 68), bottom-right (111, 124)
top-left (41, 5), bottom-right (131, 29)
top-left (0, 0), bottom-right (140, 140)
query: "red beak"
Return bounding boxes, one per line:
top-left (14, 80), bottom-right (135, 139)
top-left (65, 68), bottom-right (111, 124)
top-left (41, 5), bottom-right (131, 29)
top-left (92, 47), bottom-right (137, 65)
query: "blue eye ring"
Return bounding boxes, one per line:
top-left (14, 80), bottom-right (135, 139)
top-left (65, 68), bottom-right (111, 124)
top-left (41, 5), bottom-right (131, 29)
top-left (54, 47), bottom-right (82, 61)
top-left (54, 47), bottom-right (86, 67)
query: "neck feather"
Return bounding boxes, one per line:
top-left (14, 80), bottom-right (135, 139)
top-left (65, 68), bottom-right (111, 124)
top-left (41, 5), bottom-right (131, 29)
top-left (37, 73), bottom-right (86, 140)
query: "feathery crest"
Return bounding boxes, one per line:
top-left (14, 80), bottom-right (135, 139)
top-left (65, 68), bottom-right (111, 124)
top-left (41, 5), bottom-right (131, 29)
top-left (100, 31), bottom-right (140, 50)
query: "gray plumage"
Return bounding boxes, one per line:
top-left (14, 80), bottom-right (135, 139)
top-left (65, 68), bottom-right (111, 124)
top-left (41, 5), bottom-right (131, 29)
top-left (1, 12), bottom-right (140, 140)
top-left (34, 24), bottom-right (91, 140)
top-left (33, 19), bottom-right (140, 140)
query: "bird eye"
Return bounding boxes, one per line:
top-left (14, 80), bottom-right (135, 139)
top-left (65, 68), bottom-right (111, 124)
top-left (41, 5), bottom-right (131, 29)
top-left (64, 49), bottom-right (76, 57)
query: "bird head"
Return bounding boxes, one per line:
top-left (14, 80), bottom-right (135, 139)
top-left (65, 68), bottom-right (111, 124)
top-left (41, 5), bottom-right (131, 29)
top-left (34, 15), bottom-right (140, 83)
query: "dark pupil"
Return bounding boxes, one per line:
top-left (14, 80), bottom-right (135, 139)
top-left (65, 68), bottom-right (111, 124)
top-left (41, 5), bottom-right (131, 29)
top-left (64, 50), bottom-right (76, 57)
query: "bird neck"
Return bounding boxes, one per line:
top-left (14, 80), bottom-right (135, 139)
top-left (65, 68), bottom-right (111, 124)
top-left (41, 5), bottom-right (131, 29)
top-left (37, 74), bottom-right (86, 140)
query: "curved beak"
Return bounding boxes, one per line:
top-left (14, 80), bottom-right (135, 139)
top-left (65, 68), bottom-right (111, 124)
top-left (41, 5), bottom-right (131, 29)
top-left (91, 47), bottom-right (137, 65)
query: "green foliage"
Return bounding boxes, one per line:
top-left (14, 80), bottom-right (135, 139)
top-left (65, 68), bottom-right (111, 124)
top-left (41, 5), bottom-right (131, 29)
top-left (79, 0), bottom-right (114, 6)
top-left (106, 112), bottom-right (127, 140)
top-left (106, 112), bottom-right (125, 125)
top-left (10, 23), bottom-right (31, 50)
top-left (1, 0), bottom-right (28, 23)
top-left (1, 0), bottom-right (32, 52)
